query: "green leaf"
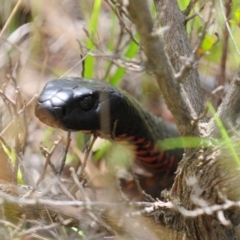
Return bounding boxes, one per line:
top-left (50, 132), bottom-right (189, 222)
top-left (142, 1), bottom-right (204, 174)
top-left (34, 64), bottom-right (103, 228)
top-left (71, 228), bottom-right (86, 238)
top-left (0, 141), bottom-right (15, 161)
top-left (159, 137), bottom-right (202, 150)
top-left (17, 169), bottom-right (24, 185)
top-left (106, 143), bottom-right (134, 170)
top-left (235, 8), bottom-right (240, 22)
top-left (93, 140), bottom-right (111, 161)
top-left (84, 0), bottom-right (102, 78)
top-left (0, 141), bottom-right (24, 184)
top-left (197, 26), bottom-right (203, 34)
top-left (229, 19), bottom-right (238, 26)
top-left (177, 0), bottom-right (190, 11)
top-left (201, 36), bottom-right (215, 52)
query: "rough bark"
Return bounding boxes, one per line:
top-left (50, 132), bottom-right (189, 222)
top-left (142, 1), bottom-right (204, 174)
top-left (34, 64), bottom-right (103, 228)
top-left (167, 144), bottom-right (240, 239)
top-left (154, 0), bottom-right (204, 117)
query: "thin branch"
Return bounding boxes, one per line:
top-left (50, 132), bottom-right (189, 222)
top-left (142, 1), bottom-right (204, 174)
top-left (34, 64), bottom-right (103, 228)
top-left (0, 219), bottom-right (19, 229)
top-left (77, 134), bottom-right (98, 176)
top-left (185, 4), bottom-right (206, 25)
top-left (36, 137), bottom-right (63, 186)
top-left (103, 0), bottom-right (127, 80)
top-left (0, 94), bottom-right (37, 136)
top-left (70, 167), bottom-right (90, 203)
top-left (0, 90), bottom-right (16, 106)
top-left (0, 186), bottom-right (120, 207)
top-left (87, 52), bottom-right (144, 72)
top-left (105, 0), bottom-right (140, 46)
top-left (57, 131), bottom-right (72, 176)
top-left (17, 223), bottom-right (60, 238)
top-left (192, 3), bottom-right (215, 57)
top-left (0, 182), bottom-right (238, 228)
top-left (217, 0), bottom-right (232, 104)
top-left (183, 0), bottom-right (198, 16)
top-left (130, 168), bottom-right (155, 202)
top-left (219, 0), bottom-right (240, 56)
top-left (176, 3), bottom-right (215, 82)
top-left (56, 180), bottom-right (76, 201)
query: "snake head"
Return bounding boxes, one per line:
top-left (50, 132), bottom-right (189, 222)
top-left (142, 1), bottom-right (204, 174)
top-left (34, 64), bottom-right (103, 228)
top-left (35, 78), bottom-right (124, 135)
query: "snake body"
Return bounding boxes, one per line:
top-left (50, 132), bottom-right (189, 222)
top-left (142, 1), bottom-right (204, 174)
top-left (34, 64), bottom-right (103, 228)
top-left (35, 77), bottom-right (183, 173)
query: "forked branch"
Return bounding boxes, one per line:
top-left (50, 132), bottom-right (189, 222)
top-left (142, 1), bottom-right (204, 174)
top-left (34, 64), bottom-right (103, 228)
top-left (120, 0), bottom-right (204, 137)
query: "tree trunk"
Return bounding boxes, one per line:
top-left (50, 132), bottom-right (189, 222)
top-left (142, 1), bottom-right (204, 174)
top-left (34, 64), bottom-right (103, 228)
top-left (168, 146), bottom-right (240, 239)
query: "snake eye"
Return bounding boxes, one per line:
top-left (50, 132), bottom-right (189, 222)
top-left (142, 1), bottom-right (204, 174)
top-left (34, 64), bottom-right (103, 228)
top-left (80, 95), bottom-right (95, 111)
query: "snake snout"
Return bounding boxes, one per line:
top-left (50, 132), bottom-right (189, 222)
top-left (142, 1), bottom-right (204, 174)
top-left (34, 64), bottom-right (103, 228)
top-left (35, 100), bottom-right (64, 128)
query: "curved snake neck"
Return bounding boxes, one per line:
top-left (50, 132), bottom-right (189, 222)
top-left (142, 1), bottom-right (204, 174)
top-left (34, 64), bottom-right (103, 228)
top-left (35, 77), bottom-right (183, 173)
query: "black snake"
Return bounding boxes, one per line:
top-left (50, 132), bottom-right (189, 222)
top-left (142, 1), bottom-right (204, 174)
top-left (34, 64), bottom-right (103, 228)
top-left (35, 77), bottom-right (183, 173)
